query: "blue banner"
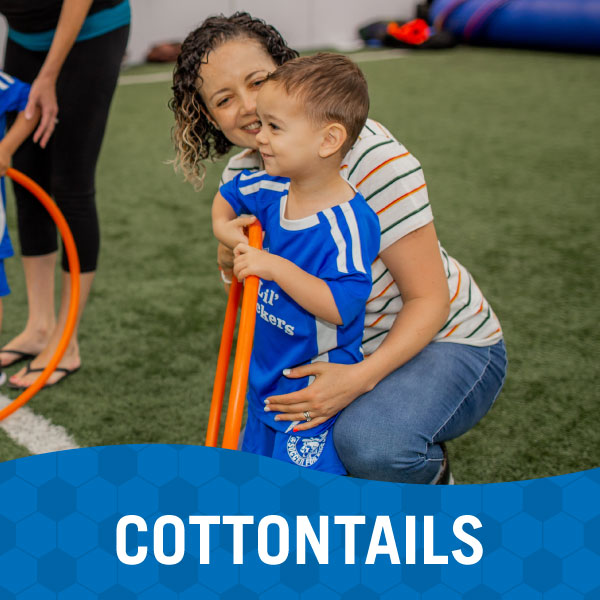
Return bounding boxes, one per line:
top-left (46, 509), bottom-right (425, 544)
top-left (0, 445), bottom-right (598, 598)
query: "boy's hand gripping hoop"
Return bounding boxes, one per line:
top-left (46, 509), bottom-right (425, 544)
top-left (207, 221), bottom-right (262, 450)
top-left (0, 168), bottom-right (80, 421)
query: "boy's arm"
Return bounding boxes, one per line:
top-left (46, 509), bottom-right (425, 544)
top-left (0, 108), bottom-right (41, 175)
top-left (212, 191), bottom-right (256, 249)
top-left (233, 244), bottom-right (342, 325)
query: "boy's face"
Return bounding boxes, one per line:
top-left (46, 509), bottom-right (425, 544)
top-left (255, 82), bottom-right (324, 179)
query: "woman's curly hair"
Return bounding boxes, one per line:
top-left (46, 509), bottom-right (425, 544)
top-left (170, 12), bottom-right (298, 190)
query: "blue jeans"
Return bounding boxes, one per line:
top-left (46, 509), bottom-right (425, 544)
top-left (333, 340), bottom-right (507, 483)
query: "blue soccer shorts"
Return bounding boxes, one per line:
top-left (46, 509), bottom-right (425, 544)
top-left (242, 410), bottom-right (347, 475)
top-left (0, 259), bottom-right (10, 296)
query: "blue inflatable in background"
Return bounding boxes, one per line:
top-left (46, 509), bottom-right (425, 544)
top-left (430, 0), bottom-right (600, 53)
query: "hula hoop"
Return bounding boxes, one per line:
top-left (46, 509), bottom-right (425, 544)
top-left (207, 221), bottom-right (262, 449)
top-left (206, 276), bottom-right (242, 447)
top-left (0, 168), bottom-right (80, 421)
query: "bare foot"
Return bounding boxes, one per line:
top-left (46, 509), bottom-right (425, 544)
top-left (0, 329), bottom-right (52, 368)
top-left (8, 340), bottom-right (80, 388)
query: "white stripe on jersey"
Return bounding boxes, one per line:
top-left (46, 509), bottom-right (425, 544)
top-left (339, 202), bottom-right (366, 274)
top-left (322, 208), bottom-right (348, 274)
top-left (0, 71), bottom-right (14, 85)
top-left (279, 196), bottom-right (320, 231)
top-left (240, 170), bottom-right (266, 181)
top-left (240, 179), bottom-right (288, 195)
top-left (283, 342), bottom-right (332, 434)
top-left (315, 318), bottom-right (337, 356)
top-left (0, 80), bottom-right (8, 91)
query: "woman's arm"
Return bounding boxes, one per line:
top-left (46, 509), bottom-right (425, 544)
top-left (264, 222), bottom-right (450, 431)
top-left (25, 0), bottom-right (95, 147)
top-left (352, 221), bottom-right (450, 388)
top-left (212, 191), bottom-right (256, 249)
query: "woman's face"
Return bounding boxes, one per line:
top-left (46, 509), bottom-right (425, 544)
top-left (198, 39), bottom-right (277, 150)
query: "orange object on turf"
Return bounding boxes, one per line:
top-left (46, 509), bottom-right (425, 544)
top-left (207, 221), bottom-right (262, 449)
top-left (0, 168), bottom-right (80, 421)
top-left (387, 19), bottom-right (430, 45)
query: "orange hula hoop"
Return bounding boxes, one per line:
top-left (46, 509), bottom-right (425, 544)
top-left (207, 221), bottom-right (262, 449)
top-left (0, 168), bottom-right (80, 421)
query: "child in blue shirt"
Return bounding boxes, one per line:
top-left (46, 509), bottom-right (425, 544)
top-left (0, 71), bottom-right (39, 383)
top-left (212, 54), bottom-right (380, 474)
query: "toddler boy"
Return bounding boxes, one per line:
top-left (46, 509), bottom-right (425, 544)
top-left (212, 54), bottom-right (380, 474)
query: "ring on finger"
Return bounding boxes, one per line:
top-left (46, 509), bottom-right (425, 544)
top-left (303, 410), bottom-right (312, 422)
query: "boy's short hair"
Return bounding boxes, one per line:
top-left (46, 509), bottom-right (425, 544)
top-left (267, 53), bottom-right (369, 156)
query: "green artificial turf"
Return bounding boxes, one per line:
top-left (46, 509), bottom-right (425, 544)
top-left (1, 46), bottom-right (598, 482)
top-left (0, 429), bottom-right (29, 461)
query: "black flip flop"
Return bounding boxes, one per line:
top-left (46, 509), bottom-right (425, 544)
top-left (0, 349), bottom-right (35, 368)
top-left (8, 362), bottom-right (81, 390)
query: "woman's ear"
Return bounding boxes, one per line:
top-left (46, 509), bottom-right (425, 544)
top-left (319, 123), bottom-right (347, 158)
top-left (201, 105), bottom-right (221, 130)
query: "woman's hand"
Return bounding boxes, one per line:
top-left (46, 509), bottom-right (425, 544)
top-left (25, 74), bottom-right (58, 148)
top-left (214, 213), bottom-right (256, 250)
top-left (217, 242), bottom-right (234, 272)
top-left (265, 361), bottom-right (373, 432)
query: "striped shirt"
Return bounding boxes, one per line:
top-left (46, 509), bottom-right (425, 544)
top-left (220, 119), bottom-right (503, 354)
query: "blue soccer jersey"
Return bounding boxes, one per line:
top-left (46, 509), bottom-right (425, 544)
top-left (0, 71), bottom-right (30, 261)
top-left (220, 170), bottom-right (381, 438)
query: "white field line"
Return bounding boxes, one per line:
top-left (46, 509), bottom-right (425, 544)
top-left (118, 71), bottom-right (173, 85)
top-left (117, 50), bottom-right (407, 86)
top-left (349, 49), bottom-right (409, 62)
top-left (0, 394), bottom-right (79, 455)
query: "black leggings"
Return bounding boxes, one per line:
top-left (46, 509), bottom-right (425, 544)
top-left (4, 25), bottom-right (129, 272)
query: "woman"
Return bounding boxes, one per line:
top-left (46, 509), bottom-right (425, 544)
top-left (0, 0), bottom-right (130, 388)
top-left (171, 12), bottom-right (507, 483)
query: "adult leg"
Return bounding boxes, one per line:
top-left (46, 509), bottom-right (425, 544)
top-left (333, 340), bottom-right (507, 483)
top-left (0, 40), bottom-right (57, 366)
top-left (10, 26), bottom-right (129, 386)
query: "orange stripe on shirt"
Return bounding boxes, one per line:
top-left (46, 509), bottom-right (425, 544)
top-left (486, 327), bottom-right (502, 338)
top-left (373, 121), bottom-right (390, 137)
top-left (376, 183), bottom-right (427, 215)
top-left (340, 164), bottom-right (349, 170)
top-left (366, 313), bottom-right (387, 328)
top-left (443, 323), bottom-right (460, 338)
top-left (357, 153), bottom-right (409, 188)
top-left (475, 299), bottom-right (484, 314)
top-left (366, 280), bottom-right (395, 304)
top-left (449, 261), bottom-right (462, 304)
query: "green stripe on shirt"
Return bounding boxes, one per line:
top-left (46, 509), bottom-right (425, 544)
top-left (362, 329), bottom-right (388, 346)
top-left (348, 139), bottom-right (394, 178)
top-left (440, 248), bottom-right (451, 278)
top-left (372, 268), bottom-right (389, 286)
top-left (440, 278), bottom-right (472, 332)
top-left (376, 294), bottom-right (401, 313)
top-left (380, 203), bottom-right (430, 235)
top-left (465, 307), bottom-right (491, 338)
top-left (364, 166), bottom-right (423, 201)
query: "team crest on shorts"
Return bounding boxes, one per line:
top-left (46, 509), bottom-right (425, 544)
top-left (287, 432), bottom-right (328, 467)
